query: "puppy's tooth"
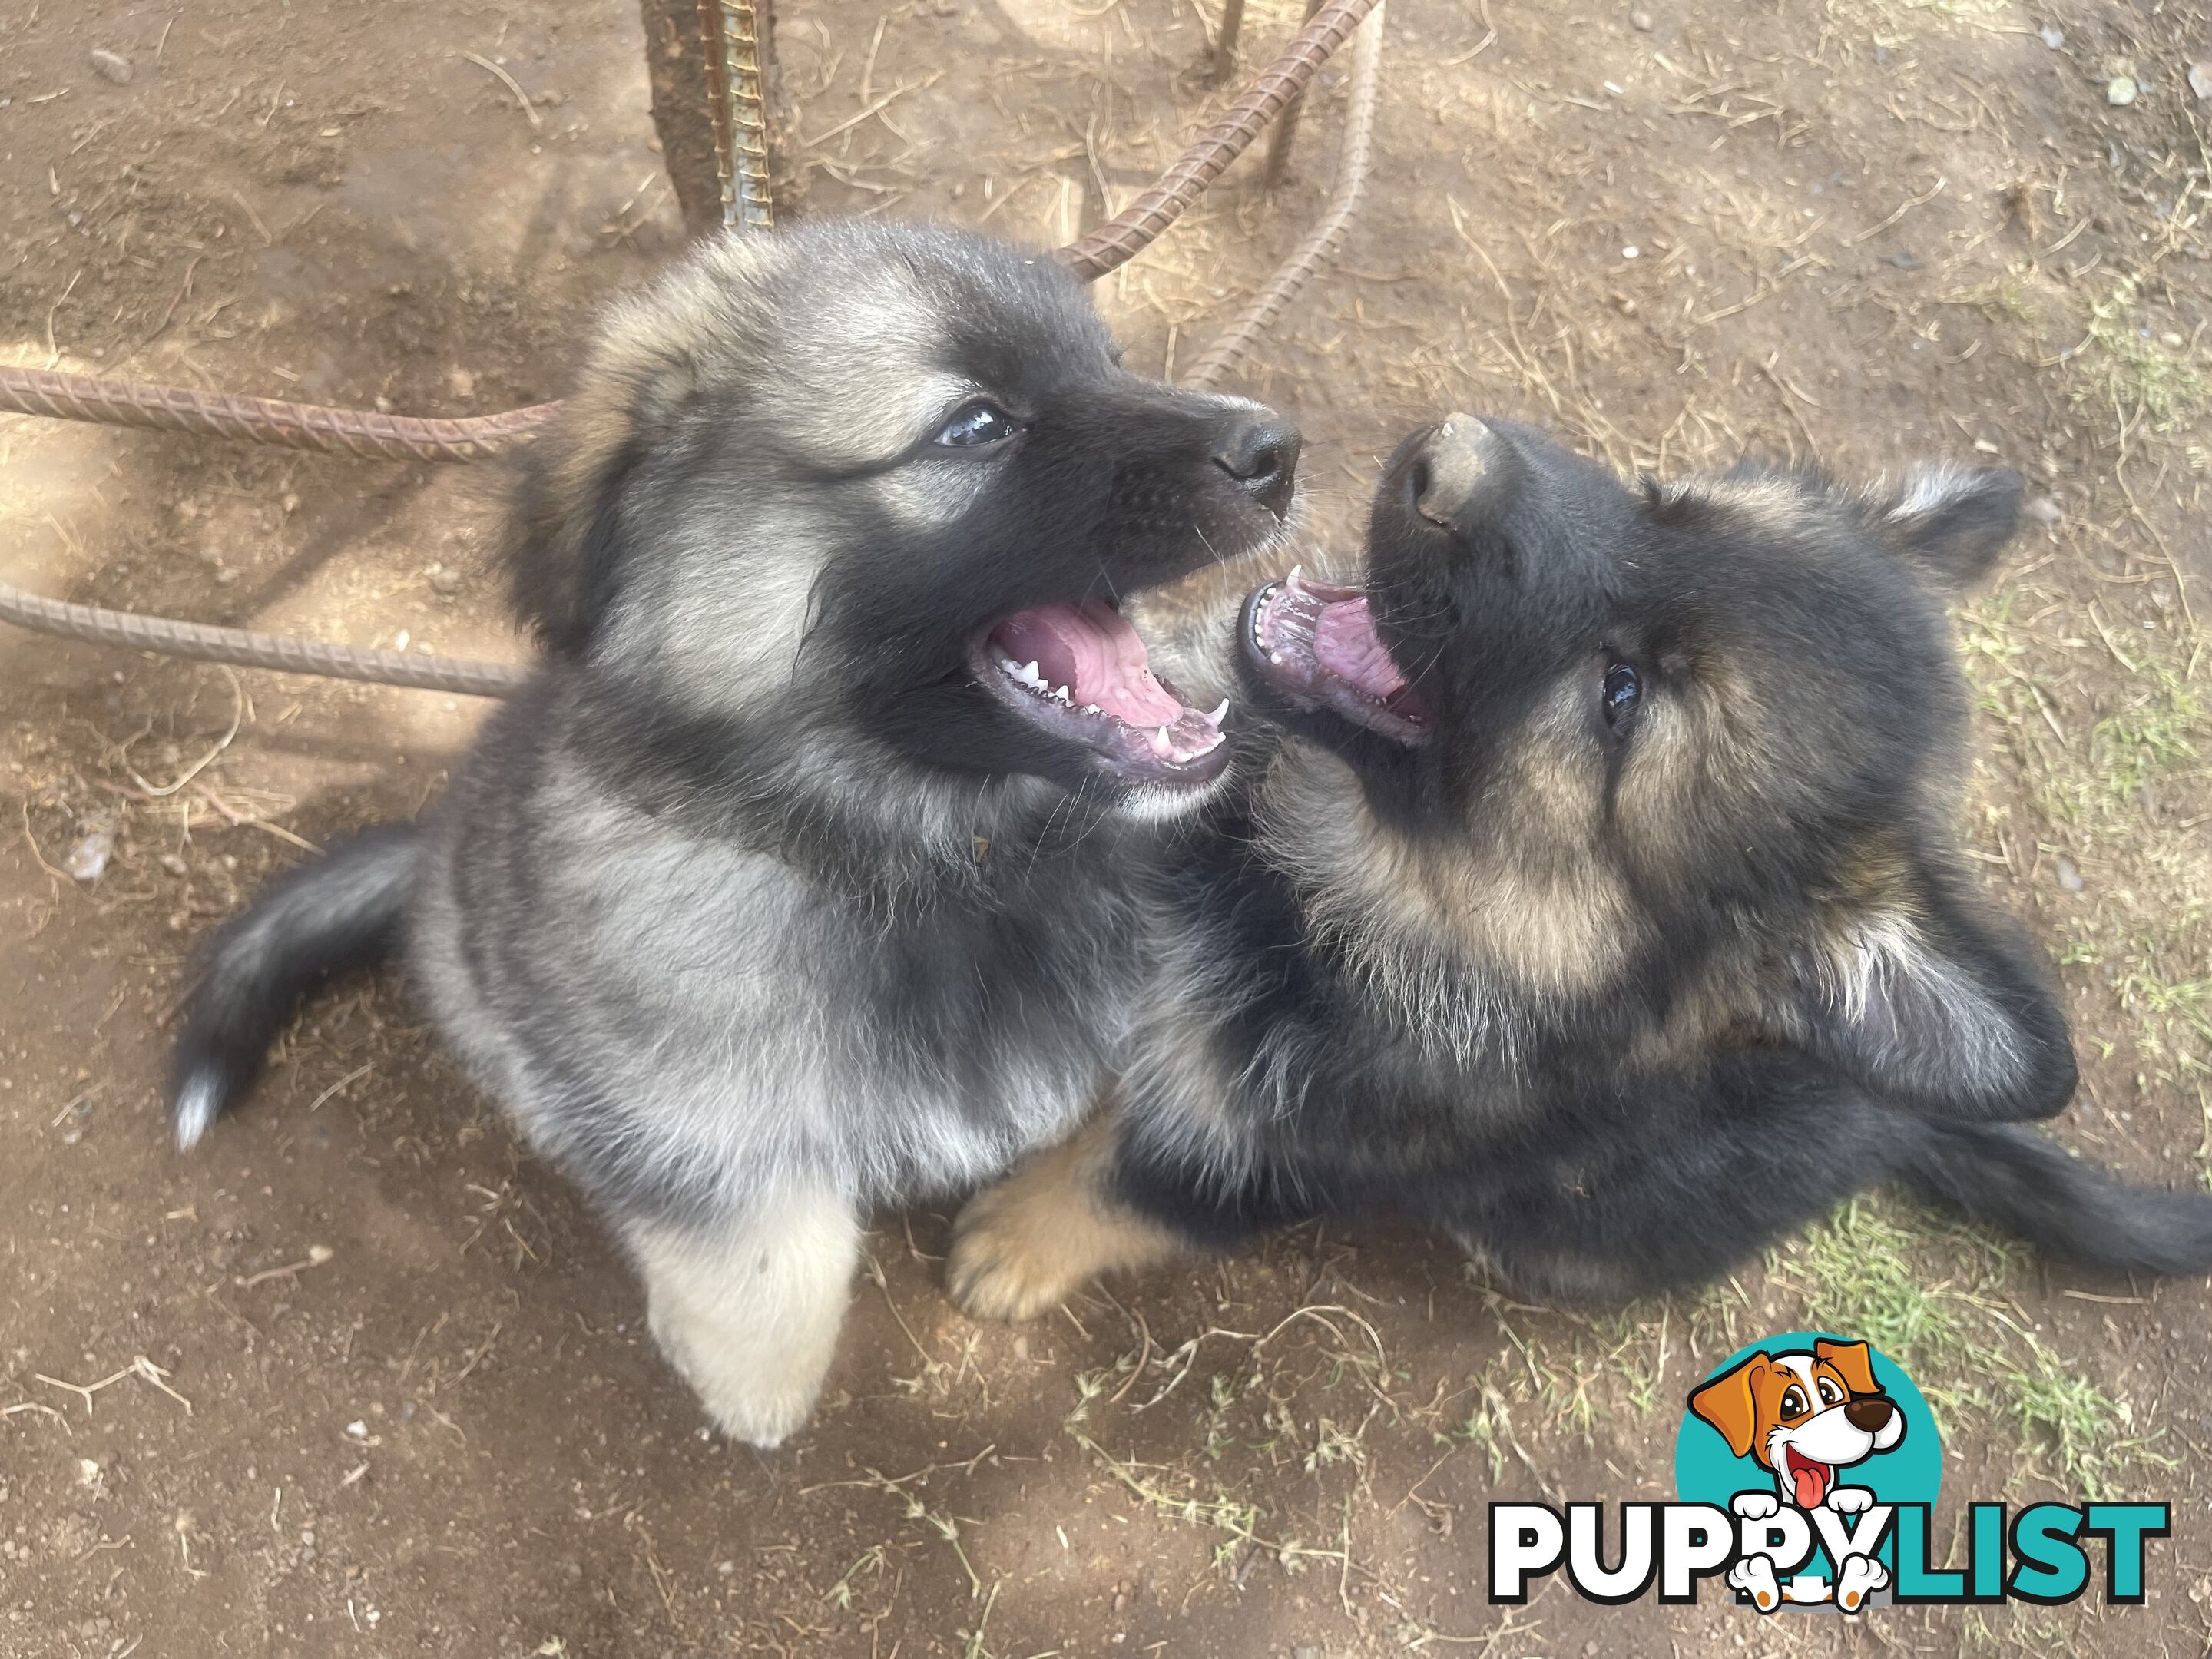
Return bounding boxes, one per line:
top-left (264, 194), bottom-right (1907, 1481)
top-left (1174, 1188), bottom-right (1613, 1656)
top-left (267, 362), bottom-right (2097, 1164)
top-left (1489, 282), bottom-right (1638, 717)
top-left (1019, 660), bottom-right (1042, 685)
top-left (1204, 698), bottom-right (1230, 727)
top-left (1081, 704), bottom-right (1101, 715)
top-left (1286, 564), bottom-right (1303, 595)
top-left (1052, 685), bottom-right (1071, 703)
top-left (1153, 725), bottom-right (1173, 757)
top-left (1269, 651), bottom-right (1283, 665)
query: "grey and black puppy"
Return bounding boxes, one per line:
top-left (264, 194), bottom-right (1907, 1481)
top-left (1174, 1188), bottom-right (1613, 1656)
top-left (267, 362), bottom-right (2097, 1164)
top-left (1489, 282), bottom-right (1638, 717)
top-left (166, 220), bottom-right (1300, 1445)
top-left (948, 417), bottom-right (2212, 1318)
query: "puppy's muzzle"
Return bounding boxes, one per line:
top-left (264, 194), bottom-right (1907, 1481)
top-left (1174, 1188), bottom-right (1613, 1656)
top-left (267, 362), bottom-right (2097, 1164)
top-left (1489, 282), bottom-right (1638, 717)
top-left (1404, 413), bottom-right (1512, 531)
top-left (1213, 418), bottom-right (1302, 522)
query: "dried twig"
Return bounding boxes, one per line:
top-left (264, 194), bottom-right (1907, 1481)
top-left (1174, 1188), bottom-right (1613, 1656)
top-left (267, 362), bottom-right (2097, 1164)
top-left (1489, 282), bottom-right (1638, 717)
top-left (462, 52), bottom-right (542, 128)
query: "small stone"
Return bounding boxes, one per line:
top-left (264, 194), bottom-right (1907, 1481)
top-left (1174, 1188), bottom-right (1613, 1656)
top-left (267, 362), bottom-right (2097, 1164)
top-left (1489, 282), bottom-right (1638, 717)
top-left (2055, 856), bottom-right (2084, 892)
top-left (157, 852), bottom-right (187, 876)
top-left (1621, 244), bottom-right (1641, 260)
top-left (64, 832), bottom-right (111, 882)
top-left (2038, 24), bottom-right (2064, 49)
top-left (427, 567), bottom-right (463, 595)
top-left (1887, 251), bottom-right (1920, 269)
top-left (2192, 61), bottom-right (2212, 101)
top-left (2026, 494), bottom-right (2062, 526)
top-left (90, 48), bottom-right (134, 85)
top-left (2107, 75), bottom-right (2138, 107)
top-left (1630, 8), bottom-right (1654, 30)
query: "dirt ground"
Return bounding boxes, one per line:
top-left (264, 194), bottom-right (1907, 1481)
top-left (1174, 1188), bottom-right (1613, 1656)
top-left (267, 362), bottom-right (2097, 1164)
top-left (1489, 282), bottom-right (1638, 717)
top-left (3, 0), bottom-right (2210, 1653)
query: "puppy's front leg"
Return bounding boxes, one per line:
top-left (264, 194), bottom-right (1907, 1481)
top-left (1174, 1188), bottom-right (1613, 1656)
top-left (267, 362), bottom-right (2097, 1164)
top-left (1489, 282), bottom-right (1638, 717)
top-left (948, 1105), bottom-right (1192, 1322)
top-left (624, 1186), bottom-right (859, 1449)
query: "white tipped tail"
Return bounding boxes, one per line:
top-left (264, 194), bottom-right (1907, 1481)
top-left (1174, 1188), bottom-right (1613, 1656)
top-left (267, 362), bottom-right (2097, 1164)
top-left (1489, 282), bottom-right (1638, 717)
top-left (171, 1071), bottom-right (223, 1151)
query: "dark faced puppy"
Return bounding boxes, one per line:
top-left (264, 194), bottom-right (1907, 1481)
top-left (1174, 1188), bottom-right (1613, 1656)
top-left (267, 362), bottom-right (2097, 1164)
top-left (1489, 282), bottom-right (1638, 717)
top-left (512, 222), bottom-right (1293, 842)
top-left (949, 417), bottom-right (2212, 1320)
top-left (167, 220), bottom-right (1300, 1447)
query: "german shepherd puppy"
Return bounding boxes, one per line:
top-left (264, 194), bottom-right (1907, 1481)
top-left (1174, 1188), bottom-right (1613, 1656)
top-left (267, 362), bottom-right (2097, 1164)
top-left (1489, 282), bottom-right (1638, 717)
top-left (947, 416), bottom-right (2212, 1319)
top-left (166, 220), bottom-right (1300, 1445)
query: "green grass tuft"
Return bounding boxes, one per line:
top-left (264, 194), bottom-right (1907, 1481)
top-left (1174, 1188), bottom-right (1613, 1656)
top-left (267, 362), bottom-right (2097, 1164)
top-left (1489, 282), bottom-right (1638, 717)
top-left (2078, 277), bottom-right (2212, 432)
top-left (2079, 662), bottom-right (2206, 822)
top-left (1998, 1336), bottom-right (2175, 1502)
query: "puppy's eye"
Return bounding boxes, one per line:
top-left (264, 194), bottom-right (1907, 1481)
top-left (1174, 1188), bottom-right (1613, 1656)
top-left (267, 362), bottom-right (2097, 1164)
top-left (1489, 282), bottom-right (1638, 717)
top-left (1780, 1386), bottom-right (1809, 1419)
top-left (1818, 1378), bottom-right (1843, 1406)
top-left (935, 402), bottom-right (1018, 449)
top-left (1601, 662), bottom-right (1643, 726)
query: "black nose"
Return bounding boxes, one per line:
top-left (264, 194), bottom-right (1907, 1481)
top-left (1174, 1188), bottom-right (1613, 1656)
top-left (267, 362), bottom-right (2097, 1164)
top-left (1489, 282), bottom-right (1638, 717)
top-left (1843, 1396), bottom-right (1895, 1434)
top-left (1213, 417), bottom-right (1301, 522)
top-left (1404, 413), bottom-right (1510, 531)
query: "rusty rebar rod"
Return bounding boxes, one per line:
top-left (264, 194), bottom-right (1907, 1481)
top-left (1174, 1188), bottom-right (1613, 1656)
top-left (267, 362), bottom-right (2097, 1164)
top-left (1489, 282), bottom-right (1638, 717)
top-left (1185, 3), bottom-right (1382, 389)
top-left (0, 363), bottom-right (560, 462)
top-left (0, 580), bottom-right (529, 697)
top-left (1055, 0), bottom-right (1379, 281)
top-left (704, 0), bottom-right (775, 227)
top-left (0, 0), bottom-right (1376, 455)
top-left (0, 0), bottom-right (1383, 692)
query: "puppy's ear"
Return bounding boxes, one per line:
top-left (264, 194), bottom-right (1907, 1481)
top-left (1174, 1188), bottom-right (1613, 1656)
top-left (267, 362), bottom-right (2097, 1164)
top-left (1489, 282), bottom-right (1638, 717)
top-left (1861, 467), bottom-right (2022, 589)
top-left (502, 313), bottom-right (698, 654)
top-left (1814, 1339), bottom-right (1879, 1397)
top-left (1689, 1355), bottom-right (1767, 1460)
top-left (1790, 853), bottom-right (2076, 1123)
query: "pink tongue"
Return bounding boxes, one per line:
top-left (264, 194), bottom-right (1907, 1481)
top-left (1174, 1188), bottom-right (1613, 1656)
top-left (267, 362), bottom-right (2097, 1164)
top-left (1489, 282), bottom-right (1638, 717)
top-left (1790, 1463), bottom-right (1828, 1508)
top-left (992, 601), bottom-right (1184, 725)
top-left (1311, 596), bottom-right (1409, 698)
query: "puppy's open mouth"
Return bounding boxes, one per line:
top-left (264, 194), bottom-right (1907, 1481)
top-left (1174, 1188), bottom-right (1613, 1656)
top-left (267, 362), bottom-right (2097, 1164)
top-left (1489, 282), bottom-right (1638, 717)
top-left (1243, 568), bottom-right (1431, 743)
top-left (972, 601), bottom-right (1229, 785)
top-left (1783, 1445), bottom-right (1835, 1510)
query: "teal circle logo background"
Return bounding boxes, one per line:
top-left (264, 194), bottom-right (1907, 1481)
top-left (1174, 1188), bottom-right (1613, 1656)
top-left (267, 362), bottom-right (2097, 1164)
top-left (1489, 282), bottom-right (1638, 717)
top-left (1674, 1332), bottom-right (1942, 1575)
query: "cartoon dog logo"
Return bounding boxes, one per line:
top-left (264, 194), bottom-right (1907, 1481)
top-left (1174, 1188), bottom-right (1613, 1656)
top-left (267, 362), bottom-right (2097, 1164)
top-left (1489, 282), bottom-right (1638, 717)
top-left (1688, 1338), bottom-right (1906, 1613)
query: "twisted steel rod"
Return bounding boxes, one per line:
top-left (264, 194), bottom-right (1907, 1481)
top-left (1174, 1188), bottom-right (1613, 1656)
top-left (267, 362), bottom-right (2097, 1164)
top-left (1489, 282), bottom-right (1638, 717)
top-left (703, 0), bottom-right (775, 228)
top-left (0, 0), bottom-right (1385, 695)
top-left (0, 0), bottom-right (1378, 459)
top-left (1184, 3), bottom-right (1382, 389)
top-left (1055, 0), bottom-right (1379, 282)
top-left (0, 581), bottom-right (530, 697)
top-left (0, 363), bottom-right (560, 462)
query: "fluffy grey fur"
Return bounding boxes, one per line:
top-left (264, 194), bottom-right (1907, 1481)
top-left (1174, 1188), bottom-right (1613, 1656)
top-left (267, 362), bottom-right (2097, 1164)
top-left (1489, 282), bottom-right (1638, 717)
top-left (167, 220), bottom-right (1300, 1445)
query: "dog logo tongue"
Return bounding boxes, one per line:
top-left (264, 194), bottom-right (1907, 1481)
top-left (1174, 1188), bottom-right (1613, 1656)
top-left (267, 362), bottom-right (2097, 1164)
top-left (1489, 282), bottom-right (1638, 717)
top-left (1788, 1449), bottom-right (1832, 1508)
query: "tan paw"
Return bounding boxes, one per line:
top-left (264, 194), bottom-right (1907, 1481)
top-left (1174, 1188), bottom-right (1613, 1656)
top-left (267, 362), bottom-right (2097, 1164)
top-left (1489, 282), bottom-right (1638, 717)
top-left (947, 1114), bottom-right (1190, 1322)
top-left (945, 1184), bottom-right (1090, 1323)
